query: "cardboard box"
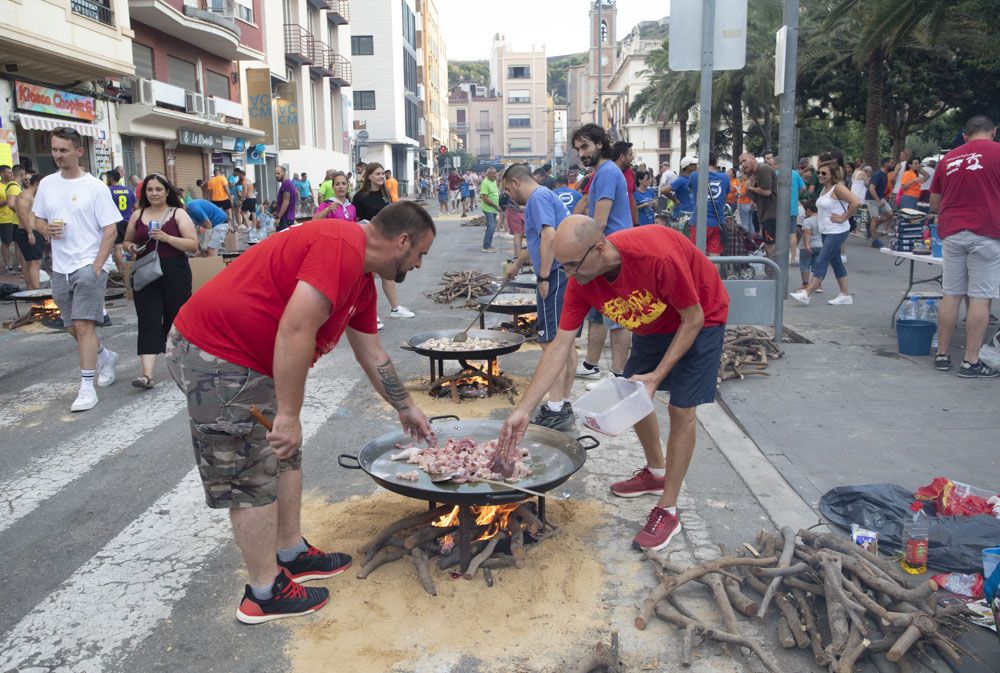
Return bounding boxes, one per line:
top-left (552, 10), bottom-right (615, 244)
top-left (189, 256), bottom-right (226, 292)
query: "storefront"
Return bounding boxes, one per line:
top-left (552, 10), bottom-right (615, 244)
top-left (172, 145), bottom-right (207, 199)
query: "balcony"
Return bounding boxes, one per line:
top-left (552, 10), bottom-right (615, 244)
top-left (309, 43), bottom-right (336, 78)
top-left (475, 122), bottom-right (493, 131)
top-left (325, 0), bottom-right (349, 24)
top-left (284, 24), bottom-right (314, 65)
top-left (129, 0), bottom-right (261, 61)
top-left (71, 0), bottom-right (114, 25)
top-left (210, 95), bottom-right (243, 120)
top-left (152, 79), bottom-right (187, 107)
top-left (331, 54), bottom-right (351, 87)
top-left (454, 122), bottom-right (469, 132)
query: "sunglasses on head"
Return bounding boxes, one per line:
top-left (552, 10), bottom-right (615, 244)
top-left (52, 127), bottom-right (82, 138)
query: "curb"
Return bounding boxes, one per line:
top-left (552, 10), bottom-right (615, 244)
top-left (697, 402), bottom-right (826, 533)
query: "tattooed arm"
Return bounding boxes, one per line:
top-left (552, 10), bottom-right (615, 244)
top-left (346, 328), bottom-right (436, 444)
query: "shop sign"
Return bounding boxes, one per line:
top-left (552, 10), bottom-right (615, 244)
top-left (15, 81), bottom-right (96, 121)
top-left (247, 143), bottom-right (266, 165)
top-left (246, 68), bottom-right (274, 145)
top-left (0, 129), bottom-right (18, 166)
top-left (273, 81), bottom-right (300, 150)
top-left (179, 128), bottom-right (223, 149)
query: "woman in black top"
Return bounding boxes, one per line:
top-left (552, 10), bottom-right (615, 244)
top-left (352, 162), bottom-right (415, 321)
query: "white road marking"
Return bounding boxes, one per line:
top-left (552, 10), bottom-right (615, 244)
top-left (0, 363), bottom-right (358, 673)
top-left (0, 381), bottom-right (80, 429)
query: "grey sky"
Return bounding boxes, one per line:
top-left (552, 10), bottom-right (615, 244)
top-left (438, 0), bottom-right (668, 60)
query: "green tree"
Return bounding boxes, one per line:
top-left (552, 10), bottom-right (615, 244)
top-left (448, 61), bottom-right (490, 89)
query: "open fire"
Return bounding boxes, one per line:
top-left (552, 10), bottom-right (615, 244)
top-left (429, 359), bottom-right (516, 401)
top-left (434, 503), bottom-right (520, 550)
top-left (498, 312), bottom-right (537, 340)
top-left (10, 297), bottom-right (62, 330)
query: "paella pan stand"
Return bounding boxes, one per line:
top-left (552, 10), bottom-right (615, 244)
top-left (402, 329), bottom-right (525, 396)
top-left (476, 294), bottom-right (538, 330)
top-left (339, 415), bottom-right (599, 574)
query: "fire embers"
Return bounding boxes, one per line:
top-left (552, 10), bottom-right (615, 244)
top-left (9, 297), bottom-right (63, 330)
top-left (429, 360), bottom-right (516, 400)
top-left (498, 313), bottom-right (537, 340)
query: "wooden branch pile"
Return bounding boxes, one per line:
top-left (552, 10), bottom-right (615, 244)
top-left (428, 271), bottom-right (499, 306)
top-left (635, 527), bottom-right (970, 673)
top-left (460, 214), bottom-right (487, 227)
top-left (719, 326), bottom-right (784, 381)
top-left (356, 504), bottom-right (559, 595)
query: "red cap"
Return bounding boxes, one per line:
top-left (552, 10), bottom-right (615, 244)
top-left (911, 501), bottom-right (923, 512)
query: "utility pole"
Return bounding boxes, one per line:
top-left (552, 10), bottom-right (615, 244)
top-left (693, 0), bottom-right (715, 252)
top-left (597, 0), bottom-right (603, 126)
top-left (774, 0), bottom-right (799, 341)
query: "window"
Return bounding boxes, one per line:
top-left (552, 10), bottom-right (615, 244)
top-left (405, 99), bottom-right (418, 141)
top-left (507, 89), bottom-right (530, 104)
top-left (351, 35), bottom-right (374, 55)
top-left (507, 65), bottom-right (530, 79)
top-left (167, 56), bottom-right (198, 92)
top-left (600, 20), bottom-right (608, 43)
top-left (235, 0), bottom-right (253, 22)
top-left (132, 43), bottom-right (154, 79)
top-left (403, 51), bottom-right (417, 94)
top-left (206, 70), bottom-right (229, 99)
top-left (658, 128), bottom-right (672, 148)
top-left (479, 134), bottom-right (490, 156)
top-left (508, 114), bottom-right (530, 128)
top-left (401, 0), bottom-right (416, 48)
top-left (353, 90), bottom-right (376, 110)
top-left (509, 138), bottom-right (531, 152)
top-left (456, 109), bottom-right (466, 124)
top-left (659, 153), bottom-right (672, 167)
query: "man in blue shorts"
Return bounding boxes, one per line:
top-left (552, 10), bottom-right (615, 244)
top-left (187, 198), bottom-right (230, 256)
top-left (501, 163), bottom-right (576, 430)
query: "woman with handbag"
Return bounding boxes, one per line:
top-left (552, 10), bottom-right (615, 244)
top-left (124, 174), bottom-right (199, 388)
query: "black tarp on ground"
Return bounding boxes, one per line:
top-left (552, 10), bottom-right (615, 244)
top-left (819, 483), bottom-right (1000, 574)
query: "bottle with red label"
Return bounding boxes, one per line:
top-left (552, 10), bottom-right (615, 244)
top-left (901, 501), bottom-right (929, 574)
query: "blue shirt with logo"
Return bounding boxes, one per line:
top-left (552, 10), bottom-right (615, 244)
top-left (587, 160), bottom-right (632, 234)
top-left (633, 187), bottom-right (655, 225)
top-left (688, 170), bottom-right (731, 228)
top-left (671, 175), bottom-right (694, 213)
top-left (524, 187), bottom-right (570, 273)
top-left (553, 186), bottom-right (582, 214)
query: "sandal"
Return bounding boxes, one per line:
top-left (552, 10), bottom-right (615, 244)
top-left (131, 375), bottom-right (155, 389)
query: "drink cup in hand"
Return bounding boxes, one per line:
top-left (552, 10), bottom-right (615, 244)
top-left (49, 218), bottom-right (65, 239)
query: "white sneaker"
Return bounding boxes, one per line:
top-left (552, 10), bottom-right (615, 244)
top-left (389, 306), bottom-right (415, 318)
top-left (575, 363), bottom-right (602, 379)
top-left (586, 372), bottom-right (618, 391)
top-left (828, 294), bottom-right (854, 305)
top-left (377, 317), bottom-right (385, 330)
top-left (97, 349), bottom-right (118, 387)
top-left (71, 386), bottom-right (99, 412)
top-left (789, 289), bottom-right (810, 305)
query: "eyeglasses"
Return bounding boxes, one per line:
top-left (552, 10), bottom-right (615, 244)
top-left (818, 171), bottom-right (831, 176)
top-left (563, 243), bottom-right (597, 272)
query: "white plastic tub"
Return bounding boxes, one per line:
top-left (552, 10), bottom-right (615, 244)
top-left (573, 377), bottom-right (656, 436)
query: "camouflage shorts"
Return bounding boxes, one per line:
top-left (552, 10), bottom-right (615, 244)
top-left (166, 328), bottom-right (301, 509)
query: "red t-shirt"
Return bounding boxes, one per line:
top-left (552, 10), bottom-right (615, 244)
top-left (930, 138), bottom-right (1000, 239)
top-left (448, 173), bottom-right (462, 191)
top-left (623, 167), bottom-right (636, 195)
top-left (559, 227), bottom-right (729, 335)
top-left (173, 220), bottom-right (378, 376)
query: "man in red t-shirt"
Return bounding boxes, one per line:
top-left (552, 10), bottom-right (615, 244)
top-left (496, 215), bottom-right (729, 551)
top-left (929, 115), bottom-right (1000, 378)
top-left (167, 202), bottom-right (437, 623)
top-left (613, 140), bottom-right (640, 226)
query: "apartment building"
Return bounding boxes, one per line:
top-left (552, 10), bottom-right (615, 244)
top-left (552, 104), bottom-right (567, 167)
top-left (349, 0), bottom-right (420, 194)
top-left (447, 83), bottom-right (501, 170)
top-left (417, 0), bottom-right (448, 177)
top-left (489, 35), bottom-right (548, 164)
top-left (0, 0), bottom-right (134, 175)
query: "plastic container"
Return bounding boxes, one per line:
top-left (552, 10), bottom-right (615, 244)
top-left (901, 501), bottom-right (930, 575)
top-left (573, 377), bottom-right (655, 436)
top-left (931, 237), bottom-right (942, 258)
top-left (896, 319), bottom-right (936, 355)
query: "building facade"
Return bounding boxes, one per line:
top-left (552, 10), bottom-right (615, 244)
top-left (489, 35), bottom-right (548, 164)
top-left (417, 0), bottom-right (448, 178)
top-left (447, 83), bottom-right (501, 170)
top-left (349, 0), bottom-right (420, 195)
top-left (552, 104), bottom-right (567, 167)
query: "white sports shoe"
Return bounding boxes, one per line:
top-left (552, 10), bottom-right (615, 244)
top-left (389, 306), bottom-right (415, 318)
top-left (586, 372), bottom-right (619, 391)
top-left (377, 317), bottom-right (385, 330)
top-left (789, 289), bottom-right (810, 305)
top-left (828, 294), bottom-right (854, 305)
top-left (97, 349), bottom-right (119, 387)
top-left (71, 387), bottom-right (99, 412)
top-left (575, 363), bottom-right (602, 379)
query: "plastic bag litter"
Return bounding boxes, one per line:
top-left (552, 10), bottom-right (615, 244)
top-left (980, 344), bottom-right (1000, 370)
top-left (819, 484), bottom-right (1000, 574)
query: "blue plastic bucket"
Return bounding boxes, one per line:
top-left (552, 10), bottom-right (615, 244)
top-left (896, 319), bottom-right (936, 355)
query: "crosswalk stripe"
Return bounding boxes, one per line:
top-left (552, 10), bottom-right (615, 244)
top-left (0, 381), bottom-right (80, 430)
top-left (0, 362), bottom-right (360, 672)
top-left (0, 383), bottom-right (185, 535)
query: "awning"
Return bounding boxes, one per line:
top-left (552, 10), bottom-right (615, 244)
top-left (14, 113), bottom-right (104, 138)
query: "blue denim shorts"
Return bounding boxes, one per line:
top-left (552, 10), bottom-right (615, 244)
top-left (622, 325), bottom-right (725, 408)
top-left (536, 269), bottom-right (567, 343)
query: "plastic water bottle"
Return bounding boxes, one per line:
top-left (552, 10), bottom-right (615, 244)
top-left (901, 501), bottom-right (930, 575)
top-left (900, 296), bottom-right (921, 321)
top-left (922, 299), bottom-right (940, 348)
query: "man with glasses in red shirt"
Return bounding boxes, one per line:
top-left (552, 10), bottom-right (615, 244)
top-left (496, 214), bottom-right (729, 550)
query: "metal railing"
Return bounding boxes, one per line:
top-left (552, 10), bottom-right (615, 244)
top-left (284, 24), bottom-right (314, 64)
top-left (711, 255), bottom-right (785, 339)
top-left (331, 54), bottom-right (351, 86)
top-left (454, 122), bottom-right (469, 131)
top-left (309, 43), bottom-right (336, 77)
top-left (326, 0), bottom-right (349, 23)
top-left (204, 0), bottom-right (235, 18)
top-left (71, 0), bottom-right (114, 25)
top-left (475, 123), bottom-right (493, 131)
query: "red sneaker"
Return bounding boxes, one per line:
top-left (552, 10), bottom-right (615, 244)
top-left (632, 506), bottom-right (682, 551)
top-left (610, 467), bottom-right (665, 497)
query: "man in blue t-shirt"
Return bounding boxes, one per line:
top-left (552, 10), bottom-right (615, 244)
top-left (501, 163), bottom-right (576, 431)
top-left (687, 155), bottom-right (731, 255)
top-left (553, 174), bottom-right (582, 214)
top-left (866, 157), bottom-right (894, 246)
top-left (570, 123), bottom-right (632, 381)
top-left (667, 156), bottom-right (698, 215)
top-left (187, 198), bottom-right (230, 256)
top-left (105, 169), bottom-right (135, 270)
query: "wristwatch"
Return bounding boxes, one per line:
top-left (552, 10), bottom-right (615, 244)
top-left (536, 275), bottom-right (550, 283)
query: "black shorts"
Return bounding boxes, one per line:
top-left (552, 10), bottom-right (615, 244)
top-left (212, 199), bottom-right (232, 211)
top-left (14, 228), bottom-right (44, 261)
top-left (0, 223), bottom-right (15, 244)
top-left (623, 325), bottom-right (725, 408)
top-left (760, 218), bottom-right (777, 244)
top-left (241, 197), bottom-right (258, 213)
top-left (115, 220), bottom-right (128, 244)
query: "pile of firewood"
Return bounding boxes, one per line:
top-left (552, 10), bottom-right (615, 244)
top-left (460, 214), bottom-right (487, 226)
top-left (428, 270), bottom-right (499, 305)
top-left (719, 326), bottom-right (784, 381)
top-left (632, 527), bottom-right (969, 673)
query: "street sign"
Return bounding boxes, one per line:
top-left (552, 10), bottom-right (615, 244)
top-left (774, 26), bottom-right (788, 96)
top-left (668, 0), bottom-right (747, 72)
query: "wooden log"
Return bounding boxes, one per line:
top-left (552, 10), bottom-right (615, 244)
top-left (360, 505), bottom-right (452, 557)
top-left (784, 575), bottom-right (825, 596)
top-left (834, 623), bottom-right (871, 673)
top-left (357, 547), bottom-right (405, 579)
top-left (483, 567), bottom-right (494, 587)
top-left (404, 525), bottom-right (457, 550)
top-left (680, 627), bottom-right (693, 667)
top-left (741, 565), bottom-right (772, 595)
top-left (412, 548), bottom-right (437, 596)
top-left (362, 536), bottom-right (404, 567)
top-left (704, 573), bottom-right (741, 639)
top-left (481, 554), bottom-right (518, 569)
top-left (777, 616), bottom-right (797, 648)
top-left (515, 504), bottom-right (543, 533)
top-left (791, 587), bottom-right (831, 666)
top-left (822, 555), bottom-right (851, 658)
top-left (775, 594), bottom-right (810, 649)
top-left (886, 614), bottom-right (937, 662)
top-left (463, 534), bottom-right (501, 579)
top-left (510, 521), bottom-right (525, 562)
top-left (723, 577), bottom-right (759, 616)
top-left (758, 526), bottom-right (796, 618)
top-left (568, 632), bottom-right (621, 673)
top-left (799, 529), bottom-right (912, 585)
top-left (754, 562), bottom-right (811, 577)
top-left (436, 549), bottom-right (461, 570)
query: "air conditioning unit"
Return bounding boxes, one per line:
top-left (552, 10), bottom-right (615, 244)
top-left (128, 77), bottom-right (155, 105)
top-left (184, 91), bottom-right (205, 115)
top-left (204, 97), bottom-right (218, 119)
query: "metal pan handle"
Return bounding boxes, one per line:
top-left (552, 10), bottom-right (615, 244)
top-left (338, 453), bottom-right (362, 469)
top-left (428, 414), bottom-right (460, 423)
top-left (399, 343), bottom-right (417, 352)
top-left (576, 435), bottom-right (600, 451)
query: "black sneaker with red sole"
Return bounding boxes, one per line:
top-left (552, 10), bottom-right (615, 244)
top-left (277, 538), bottom-right (353, 582)
top-left (236, 569), bottom-right (329, 625)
